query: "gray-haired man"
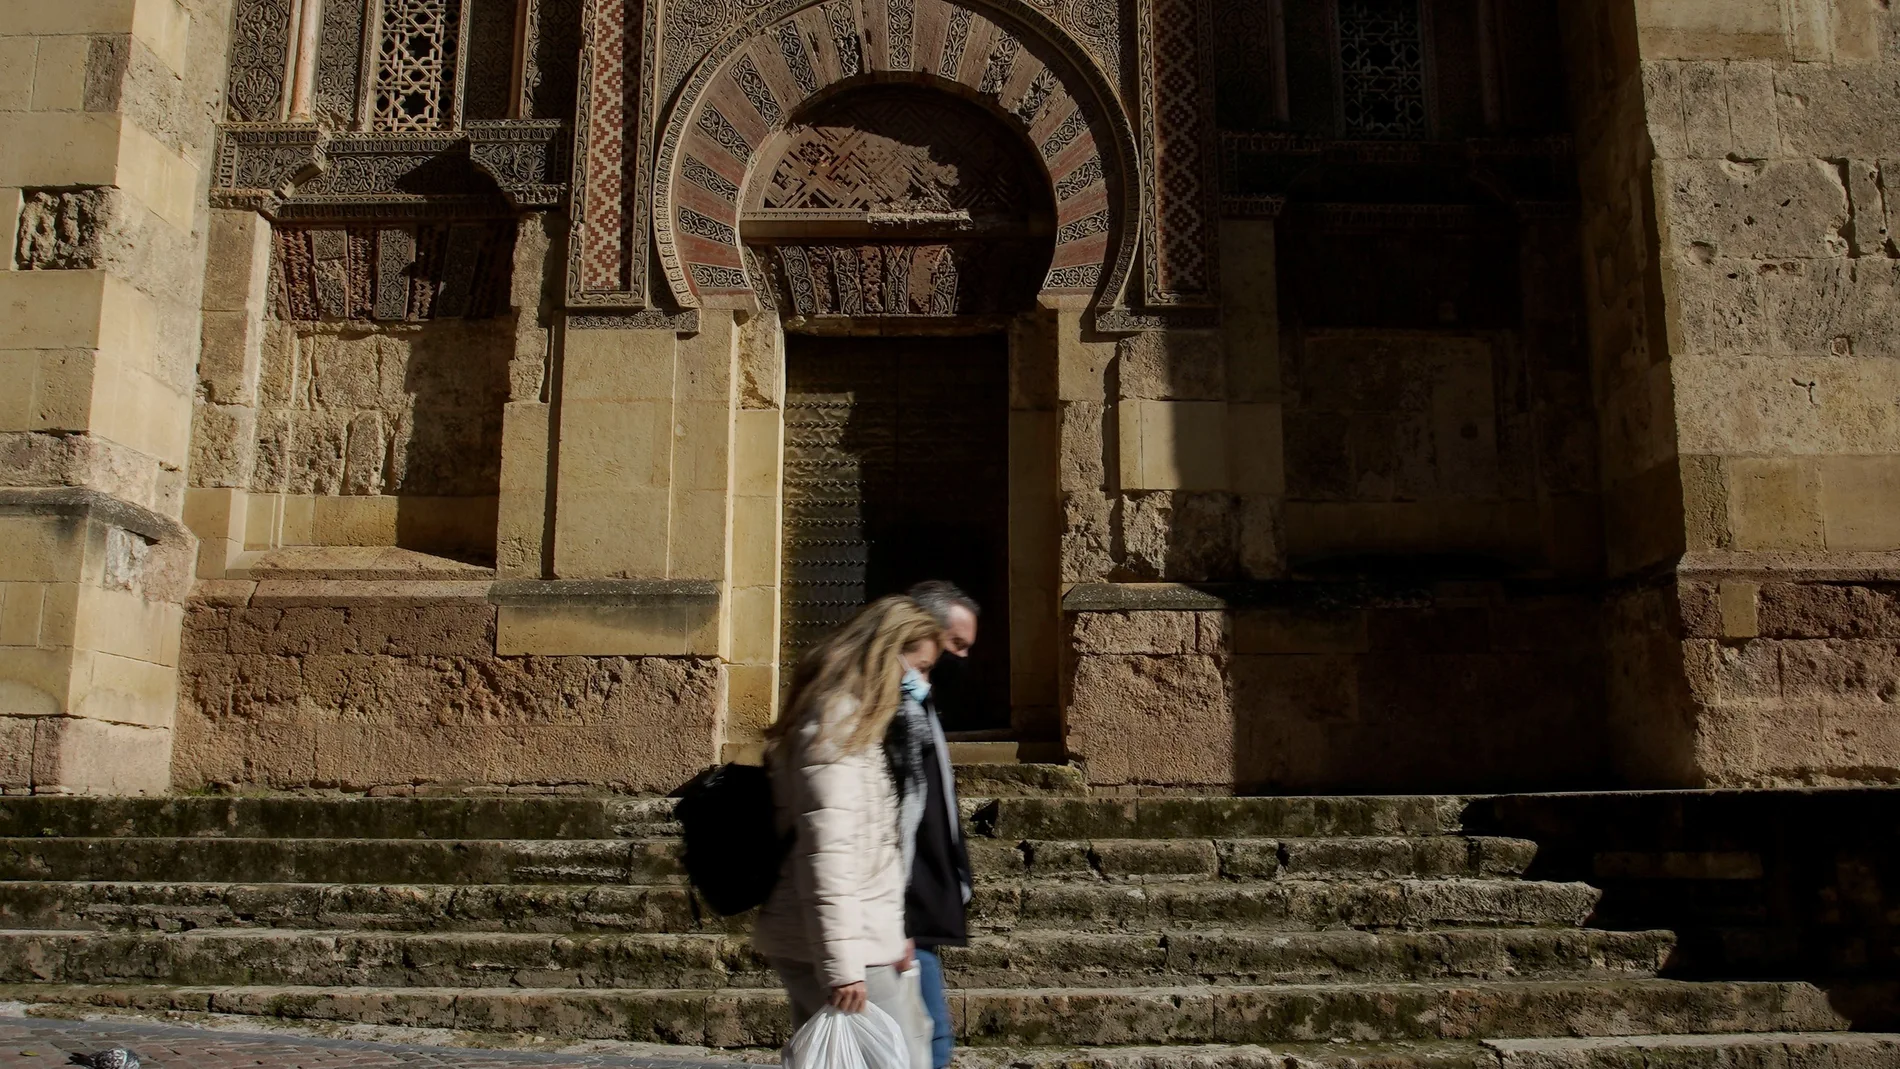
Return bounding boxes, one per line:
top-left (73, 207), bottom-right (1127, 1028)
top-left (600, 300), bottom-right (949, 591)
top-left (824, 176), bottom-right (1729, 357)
top-left (901, 580), bottom-right (976, 1069)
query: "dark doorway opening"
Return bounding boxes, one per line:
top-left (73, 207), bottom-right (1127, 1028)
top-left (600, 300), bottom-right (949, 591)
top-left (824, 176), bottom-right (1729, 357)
top-left (779, 334), bottom-right (1011, 732)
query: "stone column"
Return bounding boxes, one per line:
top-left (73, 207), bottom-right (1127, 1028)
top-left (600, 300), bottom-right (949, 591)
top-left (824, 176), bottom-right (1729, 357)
top-left (0, 0), bottom-right (225, 793)
top-left (1221, 219), bottom-right (1287, 578)
top-left (1009, 310), bottom-right (1061, 743)
top-left (182, 210), bottom-right (272, 580)
top-left (496, 215), bottom-right (565, 578)
top-left (491, 310), bottom-right (743, 776)
top-left (724, 311), bottom-right (785, 754)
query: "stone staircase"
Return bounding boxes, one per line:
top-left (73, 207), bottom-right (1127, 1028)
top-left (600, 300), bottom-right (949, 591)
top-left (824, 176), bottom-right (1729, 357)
top-left (0, 792), bottom-right (1894, 1069)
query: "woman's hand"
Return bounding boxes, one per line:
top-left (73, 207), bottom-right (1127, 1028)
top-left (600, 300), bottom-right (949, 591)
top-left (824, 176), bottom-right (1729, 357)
top-left (829, 981), bottom-right (868, 1013)
top-left (900, 939), bottom-right (916, 972)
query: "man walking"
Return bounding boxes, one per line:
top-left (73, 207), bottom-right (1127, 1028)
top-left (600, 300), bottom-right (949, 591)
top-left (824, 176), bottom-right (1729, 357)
top-left (901, 580), bottom-right (977, 1069)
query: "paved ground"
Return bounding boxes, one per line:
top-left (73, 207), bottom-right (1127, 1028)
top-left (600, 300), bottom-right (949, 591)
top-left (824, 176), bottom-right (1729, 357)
top-left (0, 1013), bottom-right (744, 1069)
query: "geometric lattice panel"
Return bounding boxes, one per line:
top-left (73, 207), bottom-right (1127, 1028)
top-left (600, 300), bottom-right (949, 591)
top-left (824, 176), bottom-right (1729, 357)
top-left (1338, 0), bottom-right (1429, 140)
top-left (373, 0), bottom-right (462, 130)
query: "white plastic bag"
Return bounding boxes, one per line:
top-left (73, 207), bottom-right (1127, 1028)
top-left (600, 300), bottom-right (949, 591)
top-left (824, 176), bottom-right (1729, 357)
top-left (782, 1003), bottom-right (909, 1069)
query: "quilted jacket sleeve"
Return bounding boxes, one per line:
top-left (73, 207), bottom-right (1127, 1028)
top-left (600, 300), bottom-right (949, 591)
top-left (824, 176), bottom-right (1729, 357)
top-left (786, 698), bottom-right (871, 989)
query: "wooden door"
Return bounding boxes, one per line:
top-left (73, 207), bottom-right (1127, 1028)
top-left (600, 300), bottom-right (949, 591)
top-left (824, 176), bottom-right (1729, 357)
top-left (779, 335), bottom-right (1011, 731)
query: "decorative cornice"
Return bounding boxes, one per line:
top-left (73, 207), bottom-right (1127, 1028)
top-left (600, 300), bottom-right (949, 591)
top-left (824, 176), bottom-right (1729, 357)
top-left (211, 120), bottom-right (572, 218)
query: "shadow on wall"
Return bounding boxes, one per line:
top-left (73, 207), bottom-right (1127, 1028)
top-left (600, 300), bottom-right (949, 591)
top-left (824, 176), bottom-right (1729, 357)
top-left (256, 318), bottom-right (512, 567)
top-left (1227, 582), bottom-right (1611, 795)
top-left (1465, 790), bottom-right (1900, 1030)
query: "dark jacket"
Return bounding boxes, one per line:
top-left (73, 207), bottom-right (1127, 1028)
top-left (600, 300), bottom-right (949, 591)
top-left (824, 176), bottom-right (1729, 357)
top-left (905, 704), bottom-right (971, 948)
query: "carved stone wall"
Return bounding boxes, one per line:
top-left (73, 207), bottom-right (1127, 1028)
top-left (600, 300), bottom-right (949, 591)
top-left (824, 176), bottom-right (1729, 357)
top-left (568, 0), bottom-right (644, 304)
top-left (226, 0), bottom-right (294, 121)
top-left (272, 222), bottom-right (517, 321)
top-left (1137, 0), bottom-right (1219, 306)
top-left (217, 0), bottom-right (572, 223)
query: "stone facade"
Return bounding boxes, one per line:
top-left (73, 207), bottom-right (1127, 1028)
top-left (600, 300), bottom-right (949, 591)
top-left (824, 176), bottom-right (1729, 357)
top-left (7, 0), bottom-right (1900, 795)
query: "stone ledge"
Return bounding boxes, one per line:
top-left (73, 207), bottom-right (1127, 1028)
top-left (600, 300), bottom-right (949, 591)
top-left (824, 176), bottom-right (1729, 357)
top-left (487, 579), bottom-right (721, 608)
top-left (187, 579), bottom-right (496, 607)
top-left (252, 580), bottom-right (496, 607)
top-left (1677, 550), bottom-right (1900, 583)
top-left (0, 487), bottom-right (190, 546)
top-left (1063, 582), bottom-right (1448, 613)
top-left (229, 545), bottom-right (495, 582)
top-left (491, 581), bottom-right (722, 657)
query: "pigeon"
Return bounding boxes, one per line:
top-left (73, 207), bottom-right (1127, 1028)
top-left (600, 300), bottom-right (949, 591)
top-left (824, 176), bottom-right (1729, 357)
top-left (69, 1050), bottom-right (141, 1069)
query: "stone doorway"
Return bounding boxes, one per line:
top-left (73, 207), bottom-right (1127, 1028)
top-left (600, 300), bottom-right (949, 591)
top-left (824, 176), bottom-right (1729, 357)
top-left (779, 334), bottom-right (1012, 732)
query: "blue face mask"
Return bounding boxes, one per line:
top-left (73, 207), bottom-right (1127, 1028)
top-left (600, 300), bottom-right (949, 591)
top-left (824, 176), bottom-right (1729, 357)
top-left (901, 667), bottom-right (931, 703)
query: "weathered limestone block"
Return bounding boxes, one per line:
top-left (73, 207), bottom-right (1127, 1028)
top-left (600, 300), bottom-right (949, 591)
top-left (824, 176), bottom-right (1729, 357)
top-left (1775, 64), bottom-right (1900, 160)
top-left (188, 402), bottom-right (258, 489)
top-left (1668, 258), bottom-right (1772, 357)
top-left (1763, 258), bottom-right (1900, 356)
top-left (1663, 158), bottom-right (1849, 260)
top-left (1060, 490), bottom-right (1114, 583)
top-left (1118, 399), bottom-right (1229, 491)
top-left (1121, 491), bottom-right (1238, 582)
top-left (737, 310), bottom-right (784, 410)
top-left (1059, 401), bottom-right (1106, 493)
top-left (1234, 608), bottom-right (1368, 655)
top-left (176, 596), bottom-right (723, 792)
top-left (0, 433), bottom-right (166, 512)
top-left (14, 189), bottom-right (112, 270)
top-left (1758, 581), bottom-right (1900, 638)
top-left (1067, 653), bottom-right (1231, 788)
top-left (1118, 330), bottom-right (1225, 401)
top-left (1778, 638), bottom-right (1900, 702)
top-left (252, 323), bottom-right (511, 505)
top-left (1674, 352), bottom-right (1900, 456)
top-left (1070, 610), bottom-right (1222, 656)
top-left (342, 413), bottom-right (386, 496)
top-left (1682, 638), bottom-right (1783, 705)
top-left (1236, 495), bottom-right (1285, 579)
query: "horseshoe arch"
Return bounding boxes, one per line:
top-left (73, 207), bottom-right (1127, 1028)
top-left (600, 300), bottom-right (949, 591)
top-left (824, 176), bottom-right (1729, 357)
top-left (651, 0), bottom-right (1142, 314)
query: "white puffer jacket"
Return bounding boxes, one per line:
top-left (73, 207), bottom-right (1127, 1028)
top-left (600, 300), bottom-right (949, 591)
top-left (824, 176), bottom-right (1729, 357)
top-left (751, 695), bottom-right (908, 989)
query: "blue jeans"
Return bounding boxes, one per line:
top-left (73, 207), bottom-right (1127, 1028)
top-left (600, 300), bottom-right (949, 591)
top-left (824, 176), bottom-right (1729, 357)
top-left (914, 948), bottom-right (953, 1069)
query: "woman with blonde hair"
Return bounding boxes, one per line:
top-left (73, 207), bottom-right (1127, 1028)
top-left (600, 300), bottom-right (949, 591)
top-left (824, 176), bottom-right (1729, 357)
top-left (753, 595), bottom-right (939, 1068)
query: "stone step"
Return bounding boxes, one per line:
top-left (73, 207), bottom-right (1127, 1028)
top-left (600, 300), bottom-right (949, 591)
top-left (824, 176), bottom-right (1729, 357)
top-left (0, 837), bottom-right (690, 885)
top-left (953, 1034), bottom-right (1900, 1069)
top-left (0, 795), bottom-right (1465, 843)
top-left (983, 878), bottom-right (1599, 932)
top-left (1485, 1032), bottom-right (1900, 1069)
top-left (971, 837), bottom-right (1539, 880)
top-left (0, 926), bottom-right (1675, 989)
top-left (954, 763), bottom-right (1089, 798)
top-left (950, 1041), bottom-right (1497, 1069)
top-left (0, 834), bottom-right (1538, 886)
top-left (0, 877), bottom-right (1598, 934)
top-left (971, 797), bottom-right (1466, 841)
top-left (0, 797), bottom-right (683, 842)
top-left (0, 978), bottom-right (1847, 1046)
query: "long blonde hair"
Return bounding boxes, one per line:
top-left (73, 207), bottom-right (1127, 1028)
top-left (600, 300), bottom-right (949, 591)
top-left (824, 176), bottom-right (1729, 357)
top-left (768, 596), bottom-right (941, 755)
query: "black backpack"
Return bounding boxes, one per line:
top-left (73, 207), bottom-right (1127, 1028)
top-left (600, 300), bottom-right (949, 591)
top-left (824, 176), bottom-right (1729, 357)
top-left (674, 762), bottom-right (792, 916)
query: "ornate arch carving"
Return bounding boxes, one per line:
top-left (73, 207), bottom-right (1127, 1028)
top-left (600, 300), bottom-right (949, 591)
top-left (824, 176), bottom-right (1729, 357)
top-left (650, 0), bottom-right (1141, 315)
top-left (747, 86), bottom-right (1057, 317)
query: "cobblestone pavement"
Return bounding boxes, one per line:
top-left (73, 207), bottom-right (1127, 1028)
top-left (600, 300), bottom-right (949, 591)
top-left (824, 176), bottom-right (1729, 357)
top-left (0, 1014), bottom-right (744, 1069)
